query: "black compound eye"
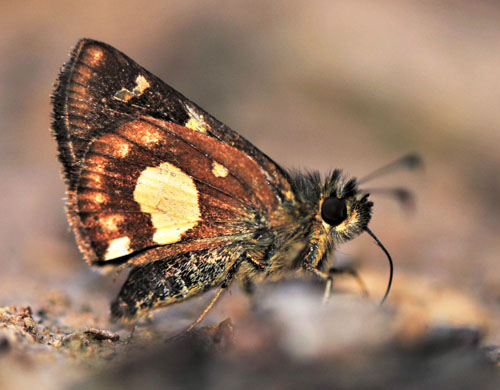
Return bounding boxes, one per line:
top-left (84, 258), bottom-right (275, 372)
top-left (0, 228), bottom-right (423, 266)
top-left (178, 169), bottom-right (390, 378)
top-left (321, 197), bottom-right (347, 227)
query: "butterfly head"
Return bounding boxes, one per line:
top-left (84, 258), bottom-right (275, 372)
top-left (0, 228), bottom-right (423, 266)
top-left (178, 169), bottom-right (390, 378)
top-left (320, 171), bottom-right (372, 243)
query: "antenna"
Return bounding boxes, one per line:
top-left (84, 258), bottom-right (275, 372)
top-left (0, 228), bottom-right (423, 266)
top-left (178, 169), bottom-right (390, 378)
top-left (358, 153), bottom-right (422, 185)
top-left (361, 187), bottom-right (415, 211)
top-left (365, 227), bottom-right (393, 304)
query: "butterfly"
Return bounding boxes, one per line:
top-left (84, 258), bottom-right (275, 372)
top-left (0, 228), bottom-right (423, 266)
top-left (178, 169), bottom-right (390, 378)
top-left (51, 39), bottom-right (406, 329)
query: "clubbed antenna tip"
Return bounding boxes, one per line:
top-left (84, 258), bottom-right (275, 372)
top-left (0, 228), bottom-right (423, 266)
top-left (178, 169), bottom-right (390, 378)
top-left (359, 153), bottom-right (423, 184)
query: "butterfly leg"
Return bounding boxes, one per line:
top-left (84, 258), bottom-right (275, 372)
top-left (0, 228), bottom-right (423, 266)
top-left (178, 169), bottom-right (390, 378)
top-left (181, 286), bottom-right (226, 334)
top-left (168, 253), bottom-right (246, 341)
top-left (184, 254), bottom-right (244, 331)
top-left (302, 264), bottom-right (332, 302)
top-left (242, 277), bottom-right (255, 296)
top-left (301, 229), bottom-right (368, 302)
top-left (303, 256), bottom-right (368, 302)
top-left (304, 265), bottom-right (370, 302)
top-left (328, 266), bottom-right (369, 298)
top-left (240, 254), bottom-right (265, 297)
top-left (322, 277), bottom-right (334, 304)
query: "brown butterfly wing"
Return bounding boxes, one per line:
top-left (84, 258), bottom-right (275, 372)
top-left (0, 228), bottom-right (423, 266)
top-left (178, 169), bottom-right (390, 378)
top-left (52, 39), bottom-right (297, 266)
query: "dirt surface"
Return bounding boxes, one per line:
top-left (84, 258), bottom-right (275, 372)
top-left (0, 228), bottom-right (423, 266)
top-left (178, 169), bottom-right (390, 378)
top-left (1, 282), bottom-right (500, 389)
top-left (1, 1), bottom-right (500, 389)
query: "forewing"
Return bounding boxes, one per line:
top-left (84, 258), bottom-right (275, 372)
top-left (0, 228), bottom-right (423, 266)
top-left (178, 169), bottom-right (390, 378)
top-left (51, 39), bottom-right (297, 265)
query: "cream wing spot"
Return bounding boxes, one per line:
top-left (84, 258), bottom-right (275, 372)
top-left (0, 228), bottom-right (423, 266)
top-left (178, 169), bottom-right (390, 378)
top-left (211, 161), bottom-right (229, 178)
top-left (132, 75), bottom-right (150, 96)
top-left (185, 105), bottom-right (207, 133)
top-left (185, 117), bottom-right (207, 133)
top-left (104, 236), bottom-right (131, 260)
top-left (113, 89), bottom-right (134, 103)
top-left (133, 162), bottom-right (201, 244)
top-left (114, 74), bottom-right (151, 103)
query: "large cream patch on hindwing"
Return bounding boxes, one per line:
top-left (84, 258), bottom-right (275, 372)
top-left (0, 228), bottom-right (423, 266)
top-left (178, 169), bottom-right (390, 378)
top-left (133, 162), bottom-right (201, 244)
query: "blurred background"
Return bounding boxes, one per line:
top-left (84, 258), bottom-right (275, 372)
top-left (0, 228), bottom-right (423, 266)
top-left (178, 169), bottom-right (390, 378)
top-left (1, 0), bottom-right (499, 388)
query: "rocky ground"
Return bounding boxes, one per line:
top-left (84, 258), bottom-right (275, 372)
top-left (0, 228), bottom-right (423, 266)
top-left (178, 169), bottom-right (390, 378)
top-left (2, 272), bottom-right (500, 389)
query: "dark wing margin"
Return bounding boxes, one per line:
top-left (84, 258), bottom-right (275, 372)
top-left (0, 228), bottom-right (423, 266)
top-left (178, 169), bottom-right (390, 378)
top-left (51, 38), bottom-right (294, 203)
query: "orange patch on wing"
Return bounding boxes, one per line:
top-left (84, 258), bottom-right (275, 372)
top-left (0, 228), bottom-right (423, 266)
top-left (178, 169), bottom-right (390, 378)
top-left (81, 171), bottom-right (103, 187)
top-left (83, 46), bottom-right (104, 67)
top-left (69, 84), bottom-right (87, 96)
top-left (71, 66), bottom-right (92, 84)
top-left (118, 121), bottom-right (164, 147)
top-left (69, 100), bottom-right (90, 111)
top-left (93, 133), bottom-right (133, 159)
top-left (86, 154), bottom-right (108, 174)
top-left (79, 191), bottom-right (108, 206)
top-left (100, 214), bottom-right (125, 232)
